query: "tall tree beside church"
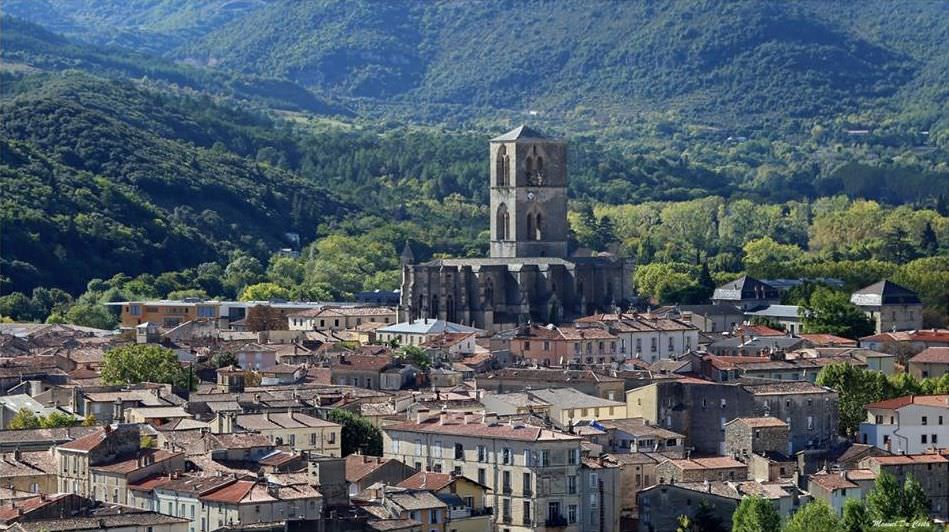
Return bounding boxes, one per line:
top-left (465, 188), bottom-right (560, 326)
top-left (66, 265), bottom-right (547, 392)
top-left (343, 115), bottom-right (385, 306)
top-left (800, 286), bottom-right (874, 339)
top-left (919, 221), bottom-right (939, 256)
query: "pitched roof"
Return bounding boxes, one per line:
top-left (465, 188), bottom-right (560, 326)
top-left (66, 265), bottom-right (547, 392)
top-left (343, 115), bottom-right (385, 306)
top-left (385, 413), bottom-right (579, 442)
top-left (235, 412), bottom-right (339, 431)
top-left (377, 319), bottom-right (482, 336)
top-left (730, 417), bottom-right (789, 428)
top-left (345, 455), bottom-right (398, 483)
top-left (527, 387), bottom-right (625, 409)
top-left (58, 428), bottom-right (108, 452)
top-left (865, 394), bottom-right (949, 410)
top-left (396, 472), bottom-right (454, 491)
top-left (491, 125), bottom-right (549, 142)
top-left (910, 347), bottom-right (949, 364)
top-left (200, 480), bottom-right (256, 503)
top-left (713, 276), bottom-right (779, 302)
top-left (851, 280), bottom-right (921, 306)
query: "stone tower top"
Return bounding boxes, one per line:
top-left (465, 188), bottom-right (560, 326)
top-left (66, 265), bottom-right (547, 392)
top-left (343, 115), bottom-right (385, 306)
top-left (489, 126), bottom-right (568, 259)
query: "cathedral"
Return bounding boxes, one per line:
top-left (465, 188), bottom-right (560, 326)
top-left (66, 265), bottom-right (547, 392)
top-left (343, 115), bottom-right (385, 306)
top-left (399, 126), bottom-right (631, 333)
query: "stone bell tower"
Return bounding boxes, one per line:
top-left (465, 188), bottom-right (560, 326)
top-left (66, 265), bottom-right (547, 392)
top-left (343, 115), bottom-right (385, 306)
top-left (489, 125), bottom-right (568, 259)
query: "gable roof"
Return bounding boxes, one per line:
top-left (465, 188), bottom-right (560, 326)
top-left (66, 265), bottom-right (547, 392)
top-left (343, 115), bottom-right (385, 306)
top-left (491, 125), bottom-right (549, 142)
top-left (865, 394), bottom-right (949, 411)
top-left (396, 472), bottom-right (454, 491)
top-left (345, 455), bottom-right (399, 483)
top-left (851, 280), bottom-right (921, 306)
top-left (910, 347), bottom-right (949, 364)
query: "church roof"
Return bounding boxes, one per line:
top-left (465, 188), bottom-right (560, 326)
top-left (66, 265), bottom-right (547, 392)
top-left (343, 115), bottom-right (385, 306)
top-left (491, 125), bottom-right (550, 142)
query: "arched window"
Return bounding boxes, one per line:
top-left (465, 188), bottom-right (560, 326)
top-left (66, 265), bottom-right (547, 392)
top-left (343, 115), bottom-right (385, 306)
top-left (446, 295), bottom-right (456, 323)
top-left (495, 145), bottom-right (507, 187)
top-left (496, 204), bottom-right (509, 240)
top-left (526, 156), bottom-right (534, 181)
top-left (484, 278), bottom-right (495, 306)
top-left (526, 214), bottom-right (533, 241)
top-left (534, 212), bottom-right (543, 240)
top-left (430, 295), bottom-right (439, 319)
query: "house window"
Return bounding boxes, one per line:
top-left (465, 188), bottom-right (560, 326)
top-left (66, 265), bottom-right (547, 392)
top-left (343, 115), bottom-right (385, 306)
top-left (478, 468), bottom-right (486, 485)
top-left (415, 439), bottom-right (423, 456)
top-left (568, 476), bottom-right (577, 494)
top-left (433, 440), bottom-right (442, 457)
top-left (310, 433), bottom-right (316, 446)
top-left (502, 448), bottom-right (512, 465)
top-left (650, 338), bottom-right (657, 352)
top-left (391, 440), bottom-right (400, 454)
top-left (544, 341), bottom-right (550, 351)
top-left (503, 471), bottom-right (511, 493)
top-left (523, 472), bottom-right (532, 494)
top-left (328, 432), bottom-right (336, 444)
top-left (590, 472), bottom-right (598, 488)
top-left (668, 337), bottom-right (674, 352)
top-left (922, 416), bottom-right (928, 425)
top-left (523, 501), bottom-right (532, 524)
top-left (922, 434), bottom-right (928, 444)
top-left (454, 443), bottom-right (464, 460)
top-left (289, 434), bottom-right (295, 446)
top-left (524, 341), bottom-right (530, 351)
top-left (430, 509), bottom-right (439, 523)
top-left (807, 416), bottom-right (814, 430)
top-left (568, 448), bottom-right (577, 465)
top-left (721, 399), bottom-right (727, 409)
top-left (541, 450), bottom-right (550, 466)
top-left (477, 445), bottom-right (486, 462)
top-left (568, 504), bottom-right (577, 524)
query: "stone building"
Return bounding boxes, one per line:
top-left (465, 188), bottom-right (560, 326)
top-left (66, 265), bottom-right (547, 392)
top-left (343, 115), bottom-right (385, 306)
top-left (400, 126), bottom-right (631, 333)
top-left (850, 279), bottom-right (924, 333)
top-left (724, 417), bottom-right (791, 459)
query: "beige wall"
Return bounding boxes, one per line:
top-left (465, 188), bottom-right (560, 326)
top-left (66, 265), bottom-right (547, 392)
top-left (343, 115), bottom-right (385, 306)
top-left (626, 385), bottom-right (660, 424)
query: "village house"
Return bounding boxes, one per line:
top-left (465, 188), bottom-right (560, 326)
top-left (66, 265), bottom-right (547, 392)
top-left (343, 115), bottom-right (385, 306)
top-left (850, 280), bottom-right (924, 333)
top-left (860, 329), bottom-right (949, 355)
top-left (596, 418), bottom-right (686, 455)
top-left (476, 368), bottom-right (625, 401)
top-left (656, 304), bottom-right (745, 334)
top-left (655, 456), bottom-right (748, 483)
top-left (198, 478), bottom-right (323, 529)
top-left (807, 468), bottom-right (876, 515)
top-left (330, 353), bottom-right (396, 390)
top-left (212, 411), bottom-right (342, 456)
top-left (287, 306), bottom-right (396, 332)
top-left (908, 347), bottom-right (949, 379)
top-left (859, 394), bottom-right (948, 454)
top-left (859, 453), bottom-right (949, 519)
top-left (711, 276), bottom-right (781, 311)
top-left (346, 454), bottom-right (417, 497)
top-left (524, 387), bottom-right (628, 428)
top-left (383, 411), bottom-right (596, 530)
top-left (575, 312), bottom-right (701, 363)
top-left (376, 319), bottom-right (483, 347)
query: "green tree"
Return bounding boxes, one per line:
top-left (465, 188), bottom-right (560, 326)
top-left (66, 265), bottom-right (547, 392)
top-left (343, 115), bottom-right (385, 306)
top-left (64, 303), bottom-right (117, 330)
top-left (800, 286), bottom-right (874, 339)
top-left (166, 289), bottom-right (208, 300)
top-left (398, 345), bottom-right (432, 370)
top-left (732, 496), bottom-right (781, 532)
top-left (841, 498), bottom-right (871, 532)
top-left (224, 254), bottom-right (265, 297)
top-left (101, 344), bottom-right (189, 389)
top-left (326, 409), bottom-right (383, 456)
top-left (901, 475), bottom-right (929, 521)
top-left (784, 500), bottom-right (839, 532)
top-left (816, 363), bottom-right (886, 436)
top-left (634, 262), bottom-right (696, 304)
top-left (919, 222), bottom-right (939, 256)
top-left (213, 351), bottom-right (239, 369)
top-left (742, 237), bottom-right (804, 277)
top-left (239, 282), bottom-right (291, 301)
top-left (8, 408), bottom-right (41, 430)
top-left (82, 414), bottom-right (97, 426)
top-left (867, 471), bottom-right (902, 522)
top-left (39, 411), bottom-right (79, 428)
top-left (0, 292), bottom-right (37, 321)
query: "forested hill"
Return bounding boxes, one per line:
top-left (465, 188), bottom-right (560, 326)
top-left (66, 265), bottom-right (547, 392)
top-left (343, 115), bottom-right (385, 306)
top-left (0, 73), bottom-right (347, 294)
top-left (6, 1), bottom-right (947, 128)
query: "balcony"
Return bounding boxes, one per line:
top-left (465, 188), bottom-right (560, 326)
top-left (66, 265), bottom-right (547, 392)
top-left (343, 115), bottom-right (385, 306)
top-left (502, 485), bottom-right (512, 495)
top-left (523, 517), bottom-right (533, 526)
top-left (469, 507), bottom-right (493, 517)
top-left (502, 514), bottom-right (512, 524)
top-left (523, 488), bottom-right (533, 497)
top-left (546, 515), bottom-right (569, 528)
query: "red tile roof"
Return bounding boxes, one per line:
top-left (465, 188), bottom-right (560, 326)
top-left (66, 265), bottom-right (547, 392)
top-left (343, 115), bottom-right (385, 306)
top-left (200, 480), bottom-right (255, 503)
top-left (799, 334), bottom-right (858, 347)
top-left (386, 413), bottom-right (579, 442)
top-left (866, 394), bottom-right (949, 410)
top-left (397, 472), bottom-right (453, 491)
top-left (91, 450), bottom-right (181, 474)
top-left (57, 428), bottom-right (107, 452)
top-left (332, 354), bottom-right (393, 371)
top-left (345, 455), bottom-right (395, 483)
top-left (0, 494), bottom-right (69, 523)
top-left (868, 454), bottom-right (948, 465)
top-left (910, 347), bottom-right (949, 364)
top-left (736, 325), bottom-right (786, 337)
top-left (733, 417), bottom-right (788, 428)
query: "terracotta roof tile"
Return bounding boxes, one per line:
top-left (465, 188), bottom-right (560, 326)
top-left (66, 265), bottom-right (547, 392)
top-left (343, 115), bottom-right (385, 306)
top-left (396, 472), bottom-right (453, 491)
top-left (200, 480), bottom-right (255, 503)
top-left (910, 347), bottom-right (949, 364)
top-left (866, 394), bottom-right (949, 410)
top-left (346, 455), bottom-right (396, 483)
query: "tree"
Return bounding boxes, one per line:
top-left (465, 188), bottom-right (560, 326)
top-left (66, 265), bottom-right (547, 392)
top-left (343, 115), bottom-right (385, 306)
top-left (398, 345), bottom-right (431, 370)
top-left (166, 289), bottom-right (208, 300)
top-left (0, 292), bottom-right (37, 321)
top-left (742, 237), bottom-right (804, 277)
top-left (8, 408), bottom-right (41, 430)
top-left (64, 303), bottom-right (117, 330)
top-left (686, 502), bottom-right (726, 532)
top-left (867, 471), bottom-right (902, 522)
top-left (800, 286), bottom-right (874, 339)
top-left (224, 254), bottom-right (265, 297)
top-left (39, 411), bottom-right (79, 428)
top-left (841, 499), bottom-right (871, 532)
top-left (213, 351), bottom-right (239, 369)
top-left (633, 262), bottom-right (696, 304)
top-left (239, 282), bottom-right (290, 301)
top-left (901, 475), bottom-right (929, 521)
top-left (732, 496), bottom-right (781, 532)
top-left (784, 500), bottom-right (839, 532)
top-left (919, 222), bottom-right (939, 256)
top-left (82, 414), bottom-right (97, 427)
top-left (101, 344), bottom-right (189, 389)
top-left (326, 409), bottom-right (382, 456)
top-left (816, 363), bottom-right (885, 436)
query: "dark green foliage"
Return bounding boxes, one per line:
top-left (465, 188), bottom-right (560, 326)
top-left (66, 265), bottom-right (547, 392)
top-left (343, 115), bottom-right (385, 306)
top-left (800, 286), bottom-right (875, 339)
top-left (397, 345), bottom-right (431, 371)
top-left (326, 409), bottom-right (383, 457)
top-left (841, 499), bottom-right (871, 532)
top-left (867, 472), bottom-right (905, 523)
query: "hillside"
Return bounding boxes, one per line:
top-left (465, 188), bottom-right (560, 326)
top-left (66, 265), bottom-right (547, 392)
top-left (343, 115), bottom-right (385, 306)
top-left (0, 73), bottom-right (346, 294)
top-left (6, 1), bottom-right (947, 128)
